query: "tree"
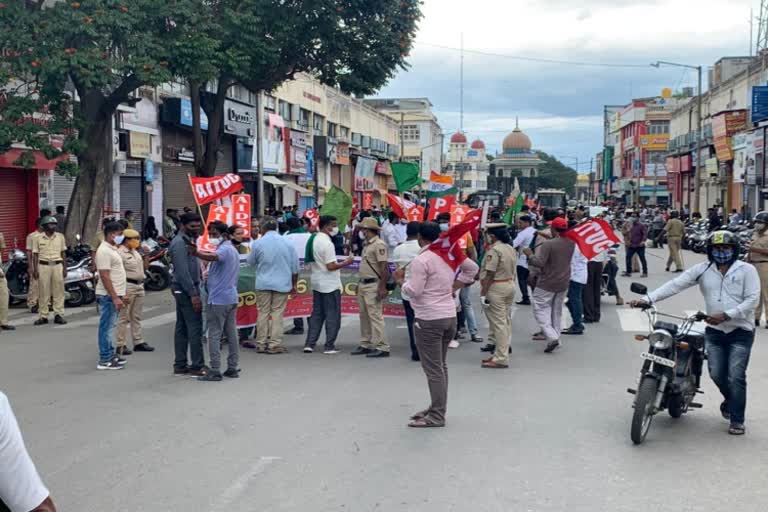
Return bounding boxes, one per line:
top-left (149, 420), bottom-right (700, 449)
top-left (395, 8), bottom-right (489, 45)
top-left (0, 1), bottom-right (200, 240)
top-left (179, 0), bottom-right (422, 178)
top-left (535, 151), bottom-right (578, 195)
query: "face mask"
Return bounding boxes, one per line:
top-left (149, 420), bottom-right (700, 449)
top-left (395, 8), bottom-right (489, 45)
top-left (712, 248), bottom-right (734, 264)
top-left (208, 238), bottom-right (221, 247)
top-left (439, 223), bottom-right (449, 232)
top-left (114, 235), bottom-right (125, 245)
top-left (330, 227), bottom-right (340, 237)
top-left (127, 239), bottom-right (140, 250)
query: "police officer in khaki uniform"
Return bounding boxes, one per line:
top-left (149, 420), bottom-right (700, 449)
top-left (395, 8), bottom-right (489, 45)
top-left (25, 219), bottom-right (44, 313)
top-left (0, 232), bottom-right (16, 331)
top-left (479, 224), bottom-right (518, 369)
top-left (351, 217), bottom-right (390, 358)
top-left (32, 216), bottom-right (67, 325)
top-left (116, 229), bottom-right (155, 355)
top-left (749, 212), bottom-right (768, 327)
top-left (662, 210), bottom-right (685, 272)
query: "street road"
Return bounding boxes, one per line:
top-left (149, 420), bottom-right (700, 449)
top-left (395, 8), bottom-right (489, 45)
top-left (3, 247), bottom-right (768, 511)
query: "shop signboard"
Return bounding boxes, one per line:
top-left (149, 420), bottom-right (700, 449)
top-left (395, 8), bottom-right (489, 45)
top-left (753, 86), bottom-right (768, 123)
top-left (129, 132), bottom-right (151, 158)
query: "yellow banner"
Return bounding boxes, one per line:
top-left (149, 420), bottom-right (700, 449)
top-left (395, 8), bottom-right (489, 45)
top-left (639, 134), bottom-right (669, 150)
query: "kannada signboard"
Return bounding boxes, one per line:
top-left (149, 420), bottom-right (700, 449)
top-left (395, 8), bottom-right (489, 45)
top-left (712, 111), bottom-right (747, 162)
top-left (639, 134), bottom-right (670, 151)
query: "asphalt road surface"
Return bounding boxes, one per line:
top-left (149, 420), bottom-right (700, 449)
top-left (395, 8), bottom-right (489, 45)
top-left (3, 247), bottom-right (768, 511)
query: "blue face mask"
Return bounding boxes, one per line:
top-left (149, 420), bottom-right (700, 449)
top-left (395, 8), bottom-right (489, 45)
top-left (712, 248), bottom-right (734, 264)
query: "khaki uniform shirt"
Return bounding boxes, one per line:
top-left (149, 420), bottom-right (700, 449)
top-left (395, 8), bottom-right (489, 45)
top-left (481, 241), bottom-right (518, 281)
top-left (664, 218), bottom-right (685, 238)
top-left (359, 235), bottom-right (388, 279)
top-left (751, 231), bottom-right (768, 263)
top-left (118, 246), bottom-right (145, 286)
top-left (32, 232), bottom-right (66, 262)
top-left (25, 231), bottom-right (40, 254)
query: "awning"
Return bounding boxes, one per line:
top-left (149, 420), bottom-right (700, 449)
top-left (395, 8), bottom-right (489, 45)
top-left (262, 175), bottom-right (313, 196)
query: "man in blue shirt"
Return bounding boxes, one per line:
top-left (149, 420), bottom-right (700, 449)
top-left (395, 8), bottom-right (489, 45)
top-left (248, 216), bottom-right (299, 354)
top-left (190, 221), bottom-right (241, 381)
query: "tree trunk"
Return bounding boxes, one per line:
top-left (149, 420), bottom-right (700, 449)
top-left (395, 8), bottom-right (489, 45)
top-left (198, 78), bottom-right (230, 177)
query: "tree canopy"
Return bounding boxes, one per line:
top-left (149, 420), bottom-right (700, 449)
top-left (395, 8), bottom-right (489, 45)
top-left (535, 151), bottom-right (578, 195)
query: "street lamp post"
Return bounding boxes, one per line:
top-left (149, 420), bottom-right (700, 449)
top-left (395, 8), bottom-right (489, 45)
top-left (652, 61), bottom-right (703, 214)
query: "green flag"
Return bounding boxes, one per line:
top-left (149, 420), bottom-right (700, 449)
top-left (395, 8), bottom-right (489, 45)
top-left (502, 207), bottom-right (515, 226)
top-left (320, 185), bottom-right (353, 226)
top-left (391, 161), bottom-right (421, 193)
top-left (511, 194), bottom-right (524, 214)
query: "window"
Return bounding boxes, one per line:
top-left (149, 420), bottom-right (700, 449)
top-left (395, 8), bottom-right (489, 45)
top-left (400, 124), bottom-right (420, 143)
top-left (299, 108), bottom-right (310, 130)
top-left (278, 101), bottom-right (292, 121)
top-left (340, 126), bottom-right (350, 140)
top-left (648, 122), bottom-right (670, 135)
top-left (313, 114), bottom-right (324, 135)
top-left (264, 95), bottom-right (276, 111)
top-left (117, 132), bottom-right (128, 153)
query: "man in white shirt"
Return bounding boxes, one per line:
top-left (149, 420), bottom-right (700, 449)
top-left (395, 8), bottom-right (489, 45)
top-left (381, 211), bottom-right (403, 255)
top-left (0, 392), bottom-right (56, 512)
top-left (392, 222), bottom-right (422, 361)
top-left (563, 244), bottom-right (588, 335)
top-left (512, 215), bottom-right (536, 305)
top-left (303, 215), bottom-right (354, 354)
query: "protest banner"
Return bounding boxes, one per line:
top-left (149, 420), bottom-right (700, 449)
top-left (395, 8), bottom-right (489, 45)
top-left (562, 218), bottom-right (620, 259)
top-left (198, 205), bottom-right (230, 252)
top-left (188, 173), bottom-right (243, 205)
top-left (231, 194), bottom-right (251, 238)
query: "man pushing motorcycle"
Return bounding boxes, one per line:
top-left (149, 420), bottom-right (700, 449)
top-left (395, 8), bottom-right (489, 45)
top-left (631, 231), bottom-right (760, 435)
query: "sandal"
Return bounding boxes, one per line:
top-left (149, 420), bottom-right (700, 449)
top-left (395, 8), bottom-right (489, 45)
top-left (532, 334), bottom-right (546, 341)
top-left (408, 418), bottom-right (445, 428)
top-left (409, 409), bottom-right (430, 421)
top-left (729, 423), bottom-right (745, 435)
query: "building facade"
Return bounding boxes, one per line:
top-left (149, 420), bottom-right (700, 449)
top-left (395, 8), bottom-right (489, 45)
top-left (444, 133), bottom-right (489, 197)
top-left (489, 122), bottom-right (544, 197)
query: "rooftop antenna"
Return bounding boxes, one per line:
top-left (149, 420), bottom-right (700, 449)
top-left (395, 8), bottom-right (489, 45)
top-left (758, 0), bottom-right (768, 54)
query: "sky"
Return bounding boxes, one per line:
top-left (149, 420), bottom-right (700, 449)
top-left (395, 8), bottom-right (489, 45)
top-left (375, 0), bottom-right (757, 173)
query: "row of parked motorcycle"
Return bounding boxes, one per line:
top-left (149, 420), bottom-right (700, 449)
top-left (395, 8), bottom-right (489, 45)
top-left (682, 219), bottom-right (754, 258)
top-left (1, 236), bottom-right (172, 308)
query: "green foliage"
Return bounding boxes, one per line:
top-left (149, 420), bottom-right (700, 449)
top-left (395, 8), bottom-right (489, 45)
top-left (535, 151), bottom-right (578, 195)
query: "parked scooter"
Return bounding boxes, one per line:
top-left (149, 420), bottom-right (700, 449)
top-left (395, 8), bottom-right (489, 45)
top-left (142, 238), bottom-right (172, 292)
top-left (4, 248), bottom-right (29, 306)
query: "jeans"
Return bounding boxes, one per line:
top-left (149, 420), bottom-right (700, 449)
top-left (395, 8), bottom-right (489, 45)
top-left (459, 286), bottom-right (478, 336)
top-left (705, 327), bottom-right (755, 424)
top-left (402, 299), bottom-right (418, 358)
top-left (173, 292), bottom-right (205, 370)
top-left (305, 290), bottom-right (341, 350)
top-left (206, 303), bottom-right (239, 372)
top-left (517, 265), bottom-right (530, 302)
top-left (625, 246), bottom-right (648, 274)
top-left (97, 295), bottom-right (118, 362)
top-left (566, 281), bottom-right (585, 331)
top-left (605, 260), bottom-right (621, 297)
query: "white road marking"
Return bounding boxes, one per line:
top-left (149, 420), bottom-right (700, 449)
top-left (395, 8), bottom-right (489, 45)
top-left (210, 456), bottom-right (282, 511)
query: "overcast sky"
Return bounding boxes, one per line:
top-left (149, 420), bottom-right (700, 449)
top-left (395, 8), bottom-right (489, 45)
top-left (374, 0), bottom-right (756, 173)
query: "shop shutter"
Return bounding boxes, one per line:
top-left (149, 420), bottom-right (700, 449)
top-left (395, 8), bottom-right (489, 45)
top-left (53, 174), bottom-right (76, 211)
top-left (163, 165), bottom-right (196, 212)
top-left (119, 176), bottom-right (144, 228)
top-left (0, 170), bottom-right (29, 258)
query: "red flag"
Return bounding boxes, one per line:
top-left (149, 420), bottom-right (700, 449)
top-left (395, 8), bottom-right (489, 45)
top-left (449, 204), bottom-right (471, 226)
top-left (188, 173), bottom-right (243, 205)
top-left (562, 218), bottom-right (620, 259)
top-left (198, 205), bottom-right (231, 251)
top-left (304, 208), bottom-right (320, 231)
top-left (427, 195), bottom-right (456, 220)
top-left (406, 205), bottom-right (425, 222)
top-left (428, 208), bottom-right (483, 270)
top-left (386, 193), bottom-right (416, 219)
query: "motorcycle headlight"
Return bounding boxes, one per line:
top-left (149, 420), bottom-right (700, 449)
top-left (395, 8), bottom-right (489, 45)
top-left (648, 329), bottom-right (674, 350)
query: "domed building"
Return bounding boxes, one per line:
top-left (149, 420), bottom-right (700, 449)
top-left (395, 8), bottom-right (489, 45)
top-left (489, 119), bottom-right (545, 197)
top-left (444, 131), bottom-right (489, 196)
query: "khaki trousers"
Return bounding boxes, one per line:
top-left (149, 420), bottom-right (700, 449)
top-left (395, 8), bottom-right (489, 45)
top-left (754, 262), bottom-right (768, 321)
top-left (117, 285), bottom-right (145, 347)
top-left (254, 290), bottom-right (290, 349)
top-left (37, 263), bottom-right (64, 318)
top-left (0, 274), bottom-right (8, 326)
top-left (667, 237), bottom-right (683, 271)
top-left (358, 281), bottom-right (389, 352)
top-left (484, 280), bottom-right (517, 365)
top-left (414, 316), bottom-right (457, 425)
top-left (27, 274), bottom-right (38, 308)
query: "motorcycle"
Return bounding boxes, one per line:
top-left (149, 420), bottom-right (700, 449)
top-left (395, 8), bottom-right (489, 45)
top-left (4, 248), bottom-right (29, 306)
top-left (142, 238), bottom-right (172, 292)
top-left (64, 258), bottom-right (96, 307)
top-left (627, 283), bottom-right (708, 445)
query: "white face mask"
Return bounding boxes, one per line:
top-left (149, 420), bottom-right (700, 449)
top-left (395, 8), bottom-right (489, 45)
top-left (113, 235), bottom-right (125, 245)
top-left (208, 238), bottom-right (221, 247)
top-left (439, 223), bottom-right (449, 232)
top-left (329, 227), bottom-right (339, 237)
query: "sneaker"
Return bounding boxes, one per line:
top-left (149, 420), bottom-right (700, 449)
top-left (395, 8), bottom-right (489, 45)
top-left (448, 340), bottom-right (460, 349)
top-left (303, 346), bottom-right (314, 353)
top-left (97, 359), bottom-right (124, 370)
top-left (544, 340), bottom-right (561, 353)
top-left (351, 346), bottom-right (374, 356)
top-left (470, 335), bottom-right (484, 343)
top-left (133, 343), bottom-right (155, 352)
top-left (198, 371), bottom-right (222, 382)
top-left (323, 348), bottom-right (342, 355)
top-left (223, 368), bottom-right (240, 378)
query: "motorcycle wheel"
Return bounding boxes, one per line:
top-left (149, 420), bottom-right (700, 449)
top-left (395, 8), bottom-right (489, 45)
top-left (145, 266), bottom-right (171, 292)
top-left (65, 285), bottom-right (86, 308)
top-left (631, 377), bottom-right (657, 445)
top-left (668, 395), bottom-right (684, 418)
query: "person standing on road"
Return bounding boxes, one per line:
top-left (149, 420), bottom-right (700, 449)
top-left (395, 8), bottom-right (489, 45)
top-left (0, 392), bottom-right (58, 512)
top-left (168, 213), bottom-right (207, 377)
top-left (583, 248), bottom-right (606, 323)
top-left (747, 211), bottom-right (768, 328)
top-left (247, 216), bottom-right (298, 354)
top-left (394, 222), bottom-right (479, 427)
top-left (54, 206), bottom-right (67, 234)
top-left (393, 221), bottom-right (423, 361)
top-left (479, 224), bottom-right (517, 369)
top-left (25, 217), bottom-right (45, 314)
top-left (622, 217), bottom-right (648, 278)
top-left (621, 213), bottom-right (641, 273)
top-left (523, 217), bottom-right (575, 353)
top-left (303, 216), bottom-right (355, 354)
top-left (31, 217), bottom-right (67, 326)
top-left (351, 217), bottom-right (390, 358)
top-left (512, 215), bottom-right (536, 306)
top-left (662, 210), bottom-right (685, 272)
top-left (563, 242), bottom-right (587, 336)
top-left (94, 221), bottom-right (128, 371)
top-left (116, 229), bottom-right (154, 355)
top-left (0, 233), bottom-right (15, 332)
top-left (190, 222), bottom-right (241, 382)
top-left (633, 231), bottom-right (759, 435)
